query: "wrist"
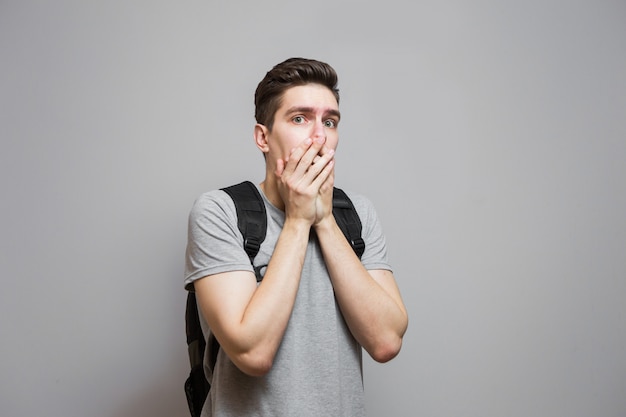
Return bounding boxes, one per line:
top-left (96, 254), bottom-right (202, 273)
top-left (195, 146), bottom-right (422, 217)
top-left (283, 216), bottom-right (314, 234)
top-left (313, 215), bottom-right (337, 234)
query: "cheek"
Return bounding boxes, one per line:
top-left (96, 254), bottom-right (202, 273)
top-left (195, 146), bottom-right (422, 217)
top-left (278, 132), bottom-right (310, 158)
top-left (273, 139), bottom-right (301, 161)
top-left (327, 135), bottom-right (339, 151)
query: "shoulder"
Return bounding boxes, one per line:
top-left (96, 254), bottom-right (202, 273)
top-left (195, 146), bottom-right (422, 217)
top-left (192, 188), bottom-right (233, 208)
top-left (188, 188), bottom-right (237, 225)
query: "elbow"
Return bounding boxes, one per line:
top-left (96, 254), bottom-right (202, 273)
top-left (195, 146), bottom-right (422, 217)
top-left (232, 349), bottom-right (276, 377)
top-left (369, 336), bottom-right (403, 363)
top-left (218, 330), bottom-right (282, 376)
top-left (368, 315), bottom-right (408, 363)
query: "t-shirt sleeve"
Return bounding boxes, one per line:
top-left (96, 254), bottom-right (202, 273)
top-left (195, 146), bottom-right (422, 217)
top-left (350, 193), bottom-right (393, 272)
top-left (184, 190), bottom-right (254, 291)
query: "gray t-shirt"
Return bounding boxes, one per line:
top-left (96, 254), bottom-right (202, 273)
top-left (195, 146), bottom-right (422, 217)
top-left (184, 184), bottom-right (392, 417)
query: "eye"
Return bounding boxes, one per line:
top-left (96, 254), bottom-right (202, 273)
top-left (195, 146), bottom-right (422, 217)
top-left (324, 119), bottom-right (337, 128)
top-left (292, 115), bottom-right (306, 124)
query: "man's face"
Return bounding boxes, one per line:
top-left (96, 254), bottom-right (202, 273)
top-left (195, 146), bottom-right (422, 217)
top-left (262, 84), bottom-right (340, 163)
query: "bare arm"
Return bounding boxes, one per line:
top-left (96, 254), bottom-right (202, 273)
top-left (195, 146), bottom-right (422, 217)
top-left (314, 217), bottom-right (408, 362)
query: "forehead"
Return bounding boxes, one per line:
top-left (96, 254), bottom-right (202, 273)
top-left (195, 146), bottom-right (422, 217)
top-left (277, 84), bottom-right (339, 113)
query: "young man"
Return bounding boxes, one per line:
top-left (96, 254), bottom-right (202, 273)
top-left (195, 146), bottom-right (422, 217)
top-left (184, 57), bottom-right (408, 416)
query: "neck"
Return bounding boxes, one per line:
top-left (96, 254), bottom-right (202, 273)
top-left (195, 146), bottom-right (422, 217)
top-left (259, 174), bottom-right (285, 212)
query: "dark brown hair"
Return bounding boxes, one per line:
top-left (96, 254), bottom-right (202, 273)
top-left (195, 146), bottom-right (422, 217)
top-left (254, 57), bottom-right (340, 131)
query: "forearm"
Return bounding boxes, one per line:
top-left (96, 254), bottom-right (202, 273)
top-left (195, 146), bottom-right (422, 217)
top-left (240, 219), bottom-right (309, 350)
top-left (202, 218), bottom-right (311, 376)
top-left (314, 218), bottom-right (408, 362)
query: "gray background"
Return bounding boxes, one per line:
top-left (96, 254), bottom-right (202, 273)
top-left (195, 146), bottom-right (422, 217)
top-left (1, 1), bottom-right (625, 416)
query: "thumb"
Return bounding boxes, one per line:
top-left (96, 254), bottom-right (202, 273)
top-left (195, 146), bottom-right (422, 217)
top-left (275, 158), bottom-right (286, 177)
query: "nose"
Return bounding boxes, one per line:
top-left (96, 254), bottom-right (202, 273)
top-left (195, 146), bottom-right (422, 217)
top-left (311, 119), bottom-right (326, 140)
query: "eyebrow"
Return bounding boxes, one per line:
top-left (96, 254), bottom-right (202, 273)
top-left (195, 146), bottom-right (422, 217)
top-left (285, 106), bottom-right (341, 120)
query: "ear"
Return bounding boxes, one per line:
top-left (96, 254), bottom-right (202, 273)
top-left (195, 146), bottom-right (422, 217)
top-left (254, 124), bottom-right (270, 153)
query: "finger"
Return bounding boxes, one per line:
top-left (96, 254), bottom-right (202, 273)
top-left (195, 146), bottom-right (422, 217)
top-left (291, 138), bottom-right (327, 177)
top-left (275, 158), bottom-right (286, 177)
top-left (317, 143), bottom-right (335, 157)
top-left (309, 158), bottom-right (335, 190)
top-left (311, 141), bottom-right (336, 166)
top-left (282, 138), bottom-right (313, 174)
top-left (303, 150), bottom-right (334, 186)
top-left (309, 148), bottom-right (334, 172)
top-left (318, 167), bottom-right (335, 195)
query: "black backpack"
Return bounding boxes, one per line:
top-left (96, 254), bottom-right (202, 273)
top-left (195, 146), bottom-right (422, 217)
top-left (184, 181), bottom-right (364, 417)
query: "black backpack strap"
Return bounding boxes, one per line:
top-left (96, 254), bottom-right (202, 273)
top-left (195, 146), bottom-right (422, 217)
top-left (332, 187), bottom-right (365, 259)
top-left (221, 181), bottom-right (267, 281)
top-left (184, 291), bottom-right (209, 417)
